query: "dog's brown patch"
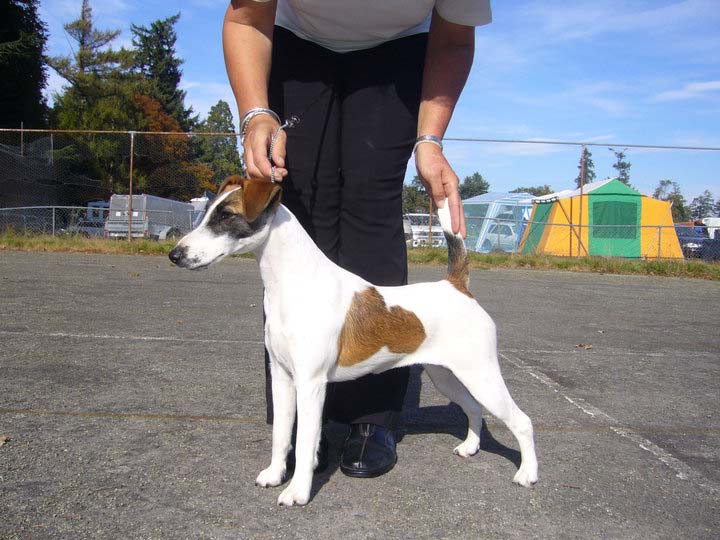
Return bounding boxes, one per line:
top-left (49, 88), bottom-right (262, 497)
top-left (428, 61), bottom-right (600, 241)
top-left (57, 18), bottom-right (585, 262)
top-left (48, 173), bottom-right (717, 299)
top-left (337, 287), bottom-right (426, 367)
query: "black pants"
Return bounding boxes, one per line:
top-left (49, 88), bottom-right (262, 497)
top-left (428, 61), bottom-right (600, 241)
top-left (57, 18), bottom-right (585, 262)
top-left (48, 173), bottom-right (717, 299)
top-left (264, 27), bottom-right (428, 430)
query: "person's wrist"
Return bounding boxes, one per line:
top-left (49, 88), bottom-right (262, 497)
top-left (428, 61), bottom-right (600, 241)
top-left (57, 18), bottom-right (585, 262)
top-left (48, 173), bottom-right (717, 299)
top-left (240, 107), bottom-right (280, 137)
top-left (413, 134), bottom-right (443, 154)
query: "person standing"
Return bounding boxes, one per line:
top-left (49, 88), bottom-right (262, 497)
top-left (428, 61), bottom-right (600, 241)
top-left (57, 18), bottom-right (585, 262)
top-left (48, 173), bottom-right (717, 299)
top-left (223, 0), bottom-right (491, 478)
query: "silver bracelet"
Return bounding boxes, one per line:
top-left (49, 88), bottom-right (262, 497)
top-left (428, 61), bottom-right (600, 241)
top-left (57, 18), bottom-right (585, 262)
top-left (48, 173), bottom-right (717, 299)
top-left (413, 134), bottom-right (443, 154)
top-left (240, 107), bottom-right (281, 138)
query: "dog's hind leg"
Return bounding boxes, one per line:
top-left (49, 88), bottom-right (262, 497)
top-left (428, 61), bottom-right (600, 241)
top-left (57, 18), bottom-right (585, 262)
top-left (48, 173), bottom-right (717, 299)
top-left (277, 376), bottom-right (326, 506)
top-left (450, 359), bottom-right (538, 487)
top-left (424, 364), bottom-right (483, 458)
top-left (256, 360), bottom-right (296, 488)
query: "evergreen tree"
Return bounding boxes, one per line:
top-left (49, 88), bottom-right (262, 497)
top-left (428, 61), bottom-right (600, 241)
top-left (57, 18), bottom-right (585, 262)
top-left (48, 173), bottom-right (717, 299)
top-left (609, 147), bottom-right (631, 186)
top-left (574, 147), bottom-right (596, 188)
top-left (131, 14), bottom-right (195, 130)
top-left (714, 199), bottom-right (720, 217)
top-left (0, 0), bottom-right (48, 127)
top-left (196, 100), bottom-right (242, 187)
top-left (47, 0), bottom-right (140, 130)
top-left (459, 172), bottom-right (490, 199)
top-left (402, 176), bottom-right (431, 213)
top-left (689, 190), bottom-right (715, 220)
top-left (653, 179), bottom-right (691, 222)
top-left (511, 185), bottom-right (552, 197)
top-left (46, 0), bottom-right (143, 194)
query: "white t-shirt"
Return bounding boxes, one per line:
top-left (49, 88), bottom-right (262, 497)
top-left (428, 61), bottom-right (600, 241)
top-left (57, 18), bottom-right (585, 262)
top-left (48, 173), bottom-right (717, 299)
top-left (273, 0), bottom-right (492, 53)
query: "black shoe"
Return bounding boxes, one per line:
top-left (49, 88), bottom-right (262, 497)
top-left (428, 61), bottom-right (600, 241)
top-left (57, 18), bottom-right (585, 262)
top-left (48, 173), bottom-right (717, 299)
top-left (286, 433), bottom-right (329, 473)
top-left (340, 423), bottom-right (397, 478)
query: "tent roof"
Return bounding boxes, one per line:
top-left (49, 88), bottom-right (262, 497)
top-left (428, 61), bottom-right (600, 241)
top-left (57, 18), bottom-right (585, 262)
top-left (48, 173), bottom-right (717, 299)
top-left (533, 178), bottom-right (618, 202)
top-left (463, 191), bottom-right (534, 205)
top-left (532, 177), bottom-right (646, 204)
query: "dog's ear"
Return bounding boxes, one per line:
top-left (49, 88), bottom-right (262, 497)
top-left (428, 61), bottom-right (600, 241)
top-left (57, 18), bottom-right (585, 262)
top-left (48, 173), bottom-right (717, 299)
top-left (243, 181), bottom-right (282, 222)
top-left (217, 175), bottom-right (245, 195)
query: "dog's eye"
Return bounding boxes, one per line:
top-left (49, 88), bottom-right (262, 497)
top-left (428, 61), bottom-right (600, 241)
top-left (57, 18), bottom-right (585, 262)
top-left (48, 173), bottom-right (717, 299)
top-left (219, 209), bottom-right (235, 221)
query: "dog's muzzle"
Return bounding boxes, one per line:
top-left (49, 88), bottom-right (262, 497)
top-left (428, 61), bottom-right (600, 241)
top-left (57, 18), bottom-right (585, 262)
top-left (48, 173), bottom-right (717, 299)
top-left (168, 245), bottom-right (188, 267)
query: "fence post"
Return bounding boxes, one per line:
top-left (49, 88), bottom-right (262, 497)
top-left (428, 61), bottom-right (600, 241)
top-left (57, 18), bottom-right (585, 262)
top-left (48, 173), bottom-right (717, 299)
top-left (578, 144), bottom-right (586, 258)
top-left (52, 207), bottom-right (55, 236)
top-left (20, 121), bottom-right (24, 157)
top-left (128, 131), bottom-right (135, 241)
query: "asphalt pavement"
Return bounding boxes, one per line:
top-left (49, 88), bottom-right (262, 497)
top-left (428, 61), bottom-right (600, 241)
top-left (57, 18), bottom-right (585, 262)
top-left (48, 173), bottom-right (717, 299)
top-left (1, 251), bottom-right (718, 539)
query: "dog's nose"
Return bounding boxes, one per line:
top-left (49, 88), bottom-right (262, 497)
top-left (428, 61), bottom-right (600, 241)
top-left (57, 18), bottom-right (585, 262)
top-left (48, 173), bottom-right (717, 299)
top-left (168, 246), bottom-right (186, 265)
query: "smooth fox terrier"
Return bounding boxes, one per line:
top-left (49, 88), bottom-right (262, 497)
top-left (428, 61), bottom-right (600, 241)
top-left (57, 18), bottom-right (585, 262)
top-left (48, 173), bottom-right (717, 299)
top-left (169, 176), bottom-right (538, 506)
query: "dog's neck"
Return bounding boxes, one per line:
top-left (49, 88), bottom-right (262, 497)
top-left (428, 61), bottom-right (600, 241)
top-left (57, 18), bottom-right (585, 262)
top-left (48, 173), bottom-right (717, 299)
top-left (252, 205), bottom-right (334, 295)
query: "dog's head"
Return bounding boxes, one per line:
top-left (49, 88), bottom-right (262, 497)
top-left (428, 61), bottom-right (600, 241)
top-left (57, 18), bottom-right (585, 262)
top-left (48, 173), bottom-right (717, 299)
top-left (168, 176), bottom-right (282, 270)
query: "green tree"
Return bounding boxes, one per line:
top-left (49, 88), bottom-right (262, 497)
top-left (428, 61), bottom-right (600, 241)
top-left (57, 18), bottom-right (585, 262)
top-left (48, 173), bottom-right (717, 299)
top-left (459, 172), bottom-right (489, 199)
top-left (609, 147), bottom-right (631, 186)
top-left (402, 175), bottom-right (431, 213)
top-left (131, 14), bottom-right (195, 130)
top-left (46, 0), bottom-right (143, 193)
top-left (195, 100), bottom-right (242, 188)
top-left (689, 190), bottom-right (715, 220)
top-left (653, 179), bottom-right (691, 222)
top-left (574, 147), bottom-right (596, 188)
top-left (47, 0), bottom-right (140, 130)
top-left (714, 199), bottom-right (720, 217)
top-left (0, 0), bottom-right (48, 128)
top-left (133, 94), bottom-right (211, 200)
top-left (511, 185), bottom-right (552, 197)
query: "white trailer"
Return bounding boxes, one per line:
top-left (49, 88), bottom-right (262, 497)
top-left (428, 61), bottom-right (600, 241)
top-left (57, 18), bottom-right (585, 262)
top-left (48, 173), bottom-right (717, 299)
top-left (702, 217), bottom-right (720, 240)
top-left (404, 213), bottom-right (446, 247)
top-left (104, 194), bottom-right (194, 240)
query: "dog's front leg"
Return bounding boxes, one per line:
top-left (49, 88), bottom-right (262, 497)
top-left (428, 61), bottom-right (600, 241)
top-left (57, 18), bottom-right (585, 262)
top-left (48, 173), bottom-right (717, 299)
top-left (256, 360), bottom-right (296, 488)
top-left (277, 377), bottom-right (326, 507)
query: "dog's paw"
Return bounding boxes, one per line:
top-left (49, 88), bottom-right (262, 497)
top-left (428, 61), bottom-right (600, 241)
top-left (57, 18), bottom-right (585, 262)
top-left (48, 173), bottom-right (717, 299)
top-left (512, 464), bottom-right (538, 487)
top-left (277, 482), bottom-right (310, 507)
top-left (453, 440), bottom-right (480, 458)
top-left (255, 466), bottom-right (286, 488)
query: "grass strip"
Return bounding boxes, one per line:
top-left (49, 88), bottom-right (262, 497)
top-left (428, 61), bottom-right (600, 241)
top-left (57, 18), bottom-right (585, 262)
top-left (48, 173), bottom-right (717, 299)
top-left (1, 233), bottom-right (718, 280)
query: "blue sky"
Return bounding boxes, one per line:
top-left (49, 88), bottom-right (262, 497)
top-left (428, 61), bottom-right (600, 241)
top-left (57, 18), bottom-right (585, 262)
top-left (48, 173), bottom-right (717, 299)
top-left (40, 0), bottom-right (720, 201)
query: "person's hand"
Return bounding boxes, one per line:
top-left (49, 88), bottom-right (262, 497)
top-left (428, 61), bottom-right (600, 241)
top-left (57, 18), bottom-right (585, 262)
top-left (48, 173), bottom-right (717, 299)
top-left (243, 115), bottom-right (288, 182)
top-left (415, 143), bottom-right (466, 238)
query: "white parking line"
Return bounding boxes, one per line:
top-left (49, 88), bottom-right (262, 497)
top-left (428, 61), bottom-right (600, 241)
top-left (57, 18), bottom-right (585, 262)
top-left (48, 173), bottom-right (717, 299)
top-left (500, 352), bottom-right (719, 495)
top-left (0, 329), bottom-right (262, 345)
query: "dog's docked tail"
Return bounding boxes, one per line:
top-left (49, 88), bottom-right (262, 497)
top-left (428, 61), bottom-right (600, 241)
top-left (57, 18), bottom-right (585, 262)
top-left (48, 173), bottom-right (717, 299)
top-left (437, 199), bottom-right (471, 296)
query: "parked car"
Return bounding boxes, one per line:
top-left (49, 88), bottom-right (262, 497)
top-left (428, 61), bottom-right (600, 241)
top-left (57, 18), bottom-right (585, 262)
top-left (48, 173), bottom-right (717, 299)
top-left (675, 225), bottom-right (710, 258)
top-left (481, 222), bottom-right (518, 253)
top-left (62, 220), bottom-right (105, 237)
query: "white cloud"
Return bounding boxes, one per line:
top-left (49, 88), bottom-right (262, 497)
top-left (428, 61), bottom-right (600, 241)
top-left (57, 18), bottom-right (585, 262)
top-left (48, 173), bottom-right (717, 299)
top-left (181, 80), bottom-right (237, 124)
top-left (471, 139), bottom-right (570, 157)
top-left (474, 34), bottom-right (528, 70)
top-left (652, 81), bottom-right (720, 102)
top-left (525, 0), bottom-right (720, 43)
top-left (499, 81), bottom-right (630, 116)
top-left (43, 69), bottom-right (70, 105)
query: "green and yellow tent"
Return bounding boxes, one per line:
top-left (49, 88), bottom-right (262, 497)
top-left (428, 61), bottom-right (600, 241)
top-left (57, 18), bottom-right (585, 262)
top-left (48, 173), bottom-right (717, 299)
top-left (519, 178), bottom-right (683, 259)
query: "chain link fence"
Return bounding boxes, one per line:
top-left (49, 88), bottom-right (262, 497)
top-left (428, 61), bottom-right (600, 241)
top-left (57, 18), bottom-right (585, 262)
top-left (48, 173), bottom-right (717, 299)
top-left (1, 128), bottom-right (718, 261)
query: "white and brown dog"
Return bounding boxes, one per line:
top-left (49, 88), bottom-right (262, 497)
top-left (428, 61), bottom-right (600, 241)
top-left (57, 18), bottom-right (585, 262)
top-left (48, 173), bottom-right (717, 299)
top-left (169, 176), bottom-right (538, 506)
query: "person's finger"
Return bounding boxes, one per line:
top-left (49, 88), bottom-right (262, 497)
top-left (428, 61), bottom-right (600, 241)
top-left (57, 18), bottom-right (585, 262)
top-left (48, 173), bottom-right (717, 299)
top-left (448, 189), bottom-right (463, 235)
top-left (244, 145), bottom-right (259, 179)
top-left (442, 168), bottom-right (461, 235)
top-left (251, 136), bottom-right (274, 179)
top-left (270, 129), bottom-right (287, 169)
